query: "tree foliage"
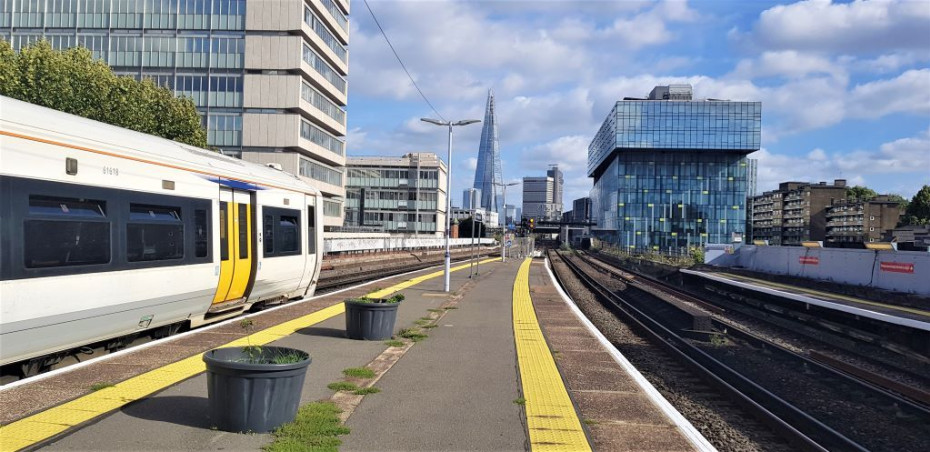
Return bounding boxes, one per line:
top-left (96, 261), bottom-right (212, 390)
top-left (0, 39), bottom-right (207, 148)
top-left (846, 185), bottom-right (878, 202)
top-left (899, 185), bottom-right (930, 226)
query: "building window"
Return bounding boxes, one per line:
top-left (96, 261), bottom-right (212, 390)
top-left (299, 158), bottom-right (343, 186)
top-left (304, 5), bottom-right (347, 63)
top-left (300, 119), bottom-right (344, 156)
top-left (323, 199), bottom-right (341, 217)
top-left (302, 43), bottom-right (346, 93)
top-left (301, 81), bottom-right (346, 125)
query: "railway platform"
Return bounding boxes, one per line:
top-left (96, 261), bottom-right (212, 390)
top-left (1, 257), bottom-right (712, 452)
top-left (681, 269), bottom-right (930, 330)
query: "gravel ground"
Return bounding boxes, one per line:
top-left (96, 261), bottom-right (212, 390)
top-left (575, 251), bottom-right (930, 452)
top-left (549, 252), bottom-right (794, 452)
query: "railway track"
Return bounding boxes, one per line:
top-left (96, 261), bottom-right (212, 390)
top-left (581, 250), bottom-right (930, 402)
top-left (317, 250), bottom-right (499, 293)
top-left (551, 249), bottom-right (930, 452)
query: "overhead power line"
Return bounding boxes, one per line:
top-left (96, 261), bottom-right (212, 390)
top-left (363, 0), bottom-right (445, 122)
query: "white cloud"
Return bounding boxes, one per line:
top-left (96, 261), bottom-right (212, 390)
top-left (753, 128), bottom-right (930, 195)
top-left (742, 0), bottom-right (930, 54)
top-left (847, 69), bottom-right (930, 119)
top-left (730, 51), bottom-right (846, 80)
top-left (519, 135), bottom-right (591, 172)
top-left (463, 157), bottom-right (478, 171)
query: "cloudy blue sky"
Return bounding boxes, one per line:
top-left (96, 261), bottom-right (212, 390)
top-left (345, 0), bottom-right (930, 209)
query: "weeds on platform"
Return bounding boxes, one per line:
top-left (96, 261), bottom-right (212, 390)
top-left (90, 382), bottom-right (114, 391)
top-left (263, 402), bottom-right (349, 452)
top-left (384, 340), bottom-right (405, 347)
top-left (342, 367), bottom-right (375, 378)
top-left (353, 387), bottom-right (381, 395)
top-left (513, 397), bottom-right (526, 405)
top-left (427, 308), bottom-right (444, 313)
top-left (327, 381), bottom-right (358, 392)
top-left (398, 328), bottom-right (428, 342)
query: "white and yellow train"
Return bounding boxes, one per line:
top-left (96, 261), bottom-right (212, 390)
top-left (0, 96), bottom-right (323, 378)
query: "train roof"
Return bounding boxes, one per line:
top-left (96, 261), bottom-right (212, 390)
top-left (0, 96), bottom-right (321, 196)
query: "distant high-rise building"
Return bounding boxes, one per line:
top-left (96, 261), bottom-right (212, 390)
top-left (1, 0), bottom-right (351, 227)
top-left (572, 197), bottom-right (591, 223)
top-left (589, 84), bottom-right (761, 250)
top-left (504, 204), bottom-right (517, 225)
top-left (473, 90), bottom-right (503, 215)
top-left (462, 188), bottom-right (481, 210)
top-left (522, 169), bottom-right (563, 222)
top-left (548, 164), bottom-right (563, 218)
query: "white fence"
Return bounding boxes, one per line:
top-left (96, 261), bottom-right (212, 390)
top-left (325, 237), bottom-right (496, 254)
top-left (706, 245), bottom-right (930, 295)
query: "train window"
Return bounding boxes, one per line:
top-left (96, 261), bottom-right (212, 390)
top-left (219, 202), bottom-right (229, 261)
top-left (29, 196), bottom-right (106, 217)
top-left (127, 204), bottom-right (183, 262)
top-left (307, 205), bottom-right (316, 254)
top-left (264, 214), bottom-right (274, 254)
top-left (278, 215), bottom-right (299, 253)
top-left (238, 204), bottom-right (248, 259)
top-left (194, 209), bottom-right (209, 258)
top-left (24, 221), bottom-right (111, 268)
top-left (24, 195), bottom-right (111, 268)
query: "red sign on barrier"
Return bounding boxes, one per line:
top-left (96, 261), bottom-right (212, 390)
top-left (880, 262), bottom-right (915, 274)
top-left (799, 256), bottom-right (819, 265)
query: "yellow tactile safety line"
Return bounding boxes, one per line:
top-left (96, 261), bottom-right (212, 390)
top-left (0, 257), bottom-right (501, 452)
top-left (512, 258), bottom-right (591, 452)
top-left (717, 272), bottom-right (930, 318)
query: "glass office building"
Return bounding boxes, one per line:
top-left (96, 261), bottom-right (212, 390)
top-left (589, 85), bottom-right (761, 251)
top-left (0, 0), bottom-right (349, 226)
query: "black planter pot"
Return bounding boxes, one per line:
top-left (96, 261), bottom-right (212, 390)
top-left (344, 300), bottom-right (401, 340)
top-left (203, 346), bottom-right (311, 433)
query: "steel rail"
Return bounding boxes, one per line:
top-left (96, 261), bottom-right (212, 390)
top-left (584, 250), bottom-right (930, 409)
top-left (551, 250), bottom-right (865, 452)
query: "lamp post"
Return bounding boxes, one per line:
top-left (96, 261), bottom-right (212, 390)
top-left (421, 117), bottom-right (481, 292)
top-left (493, 181), bottom-right (520, 262)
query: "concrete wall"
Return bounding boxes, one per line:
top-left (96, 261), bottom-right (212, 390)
top-left (325, 237), bottom-right (495, 254)
top-left (707, 245), bottom-right (929, 295)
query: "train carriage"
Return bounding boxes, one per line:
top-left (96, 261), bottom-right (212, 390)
top-left (0, 96), bottom-right (323, 378)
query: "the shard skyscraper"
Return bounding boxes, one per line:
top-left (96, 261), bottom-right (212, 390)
top-left (473, 90), bottom-right (504, 218)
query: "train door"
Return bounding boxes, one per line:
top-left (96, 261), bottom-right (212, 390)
top-left (212, 188), bottom-right (255, 308)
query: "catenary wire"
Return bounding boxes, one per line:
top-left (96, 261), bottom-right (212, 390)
top-left (363, 0), bottom-right (446, 122)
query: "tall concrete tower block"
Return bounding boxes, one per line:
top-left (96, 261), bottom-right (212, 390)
top-left (473, 90), bottom-right (504, 215)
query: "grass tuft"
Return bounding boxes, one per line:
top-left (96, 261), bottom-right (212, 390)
top-left (399, 328), bottom-right (428, 342)
top-left (384, 340), bottom-right (405, 347)
top-left (414, 319), bottom-right (431, 326)
top-left (422, 324), bottom-right (438, 329)
top-left (327, 381), bottom-right (358, 392)
top-left (442, 306), bottom-right (458, 310)
top-left (90, 382), bottom-right (114, 391)
top-left (513, 397), bottom-right (526, 406)
top-left (263, 402), bottom-right (349, 452)
top-left (353, 387), bottom-right (381, 395)
top-left (583, 418), bottom-right (599, 425)
top-left (427, 308), bottom-right (444, 313)
top-left (342, 367), bottom-right (375, 378)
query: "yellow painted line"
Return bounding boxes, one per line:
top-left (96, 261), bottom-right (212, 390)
top-left (716, 272), bottom-right (930, 318)
top-left (0, 258), bottom-right (501, 452)
top-left (512, 258), bottom-right (591, 452)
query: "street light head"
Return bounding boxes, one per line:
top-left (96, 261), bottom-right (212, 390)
top-left (420, 118), bottom-right (447, 126)
top-left (453, 119), bottom-right (481, 126)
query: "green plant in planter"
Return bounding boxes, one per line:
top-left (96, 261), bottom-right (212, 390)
top-left (348, 293), bottom-right (405, 304)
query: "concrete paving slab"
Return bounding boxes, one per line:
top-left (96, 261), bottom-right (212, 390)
top-left (37, 268), bottom-right (480, 451)
top-left (341, 261), bottom-right (527, 452)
